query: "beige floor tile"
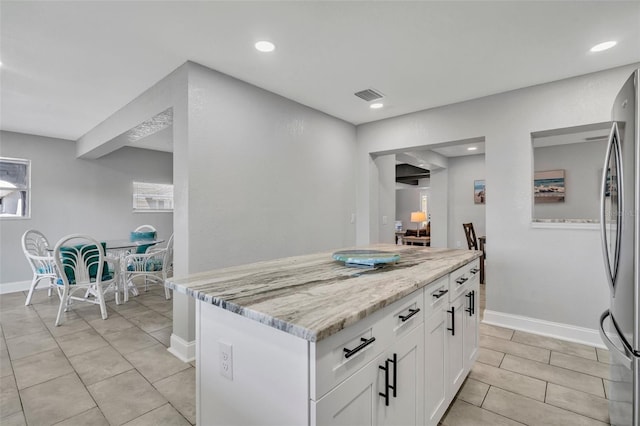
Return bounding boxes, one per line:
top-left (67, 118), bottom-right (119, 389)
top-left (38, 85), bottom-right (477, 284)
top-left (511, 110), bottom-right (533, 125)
top-left (1, 411), bottom-right (26, 426)
top-left (124, 343), bottom-right (190, 383)
top-left (72, 304), bottom-right (116, 322)
top-left (5, 330), bottom-right (58, 361)
top-left (150, 326), bottom-right (172, 347)
top-left (500, 354), bottom-right (605, 397)
top-left (596, 348), bottom-right (611, 365)
top-left (154, 368), bottom-right (196, 424)
top-left (477, 347), bottom-right (504, 367)
top-left (441, 399), bottom-right (523, 426)
top-left (0, 374), bottom-right (22, 420)
top-left (34, 303), bottom-right (81, 323)
top-left (54, 406), bottom-right (110, 426)
top-left (480, 323), bottom-right (514, 340)
top-left (45, 318), bottom-right (91, 338)
top-left (25, 289), bottom-right (60, 306)
top-left (56, 328), bottom-right (109, 357)
top-left (2, 315), bottom-right (48, 339)
top-left (550, 351), bottom-right (610, 379)
top-left (483, 386), bottom-right (608, 426)
top-left (0, 292), bottom-right (27, 309)
top-left (87, 370), bottom-right (167, 425)
top-left (12, 348), bottom-right (74, 390)
top-left (545, 383), bottom-right (610, 423)
top-left (0, 342), bottom-right (12, 379)
top-left (123, 403), bottom-right (191, 426)
top-left (457, 378), bottom-right (489, 406)
top-left (112, 302), bottom-right (155, 319)
top-left (127, 310), bottom-right (172, 333)
top-left (20, 372), bottom-right (96, 426)
top-left (68, 345), bottom-right (134, 386)
top-left (480, 334), bottom-right (550, 364)
top-left (511, 331), bottom-right (597, 360)
top-left (0, 305), bottom-right (40, 324)
top-left (88, 315), bottom-right (135, 335)
top-left (102, 327), bottom-right (159, 355)
top-left (469, 361), bottom-right (546, 401)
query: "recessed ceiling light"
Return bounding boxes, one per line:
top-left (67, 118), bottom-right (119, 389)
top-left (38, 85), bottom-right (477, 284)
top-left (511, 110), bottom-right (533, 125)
top-left (467, 146), bottom-right (478, 151)
top-left (590, 41), bottom-right (617, 52)
top-left (255, 41), bottom-right (275, 52)
top-left (370, 103), bottom-right (384, 109)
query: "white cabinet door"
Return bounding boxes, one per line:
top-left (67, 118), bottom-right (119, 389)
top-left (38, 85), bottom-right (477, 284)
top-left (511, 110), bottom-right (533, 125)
top-left (424, 309), bottom-right (447, 426)
top-left (446, 294), bottom-right (465, 398)
top-left (377, 324), bottom-right (424, 426)
top-left (463, 281), bottom-right (480, 370)
top-left (313, 356), bottom-right (380, 426)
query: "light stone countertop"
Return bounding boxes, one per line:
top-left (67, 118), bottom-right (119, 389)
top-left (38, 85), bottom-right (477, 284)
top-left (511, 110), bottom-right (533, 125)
top-left (167, 244), bottom-right (481, 342)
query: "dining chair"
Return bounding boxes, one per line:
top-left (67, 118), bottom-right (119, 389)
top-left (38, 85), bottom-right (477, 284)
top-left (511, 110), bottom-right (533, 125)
top-left (52, 234), bottom-right (120, 326)
top-left (22, 229), bottom-right (58, 306)
top-left (462, 223), bottom-right (485, 283)
top-left (123, 233), bottom-right (173, 301)
top-left (131, 224), bottom-right (157, 254)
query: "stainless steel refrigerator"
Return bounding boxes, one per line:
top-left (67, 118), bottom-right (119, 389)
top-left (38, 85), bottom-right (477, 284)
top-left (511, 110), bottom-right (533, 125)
top-left (599, 68), bottom-right (640, 426)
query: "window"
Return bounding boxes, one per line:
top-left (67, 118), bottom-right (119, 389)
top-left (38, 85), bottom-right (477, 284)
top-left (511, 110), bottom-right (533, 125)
top-left (133, 181), bottom-right (174, 212)
top-left (0, 157), bottom-right (30, 218)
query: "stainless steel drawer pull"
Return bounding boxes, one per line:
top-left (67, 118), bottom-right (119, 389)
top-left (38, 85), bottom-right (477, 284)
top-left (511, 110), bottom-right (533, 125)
top-left (343, 337), bottom-right (376, 358)
top-left (399, 308), bottom-right (420, 322)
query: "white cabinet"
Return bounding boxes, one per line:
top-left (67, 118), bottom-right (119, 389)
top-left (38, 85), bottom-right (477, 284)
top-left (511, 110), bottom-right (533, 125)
top-left (314, 324), bottom-right (424, 426)
top-left (424, 259), bottom-right (480, 426)
top-left (195, 257), bottom-right (480, 426)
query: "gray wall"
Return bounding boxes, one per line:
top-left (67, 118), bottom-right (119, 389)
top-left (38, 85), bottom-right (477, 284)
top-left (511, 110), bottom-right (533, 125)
top-left (533, 141), bottom-right (606, 221)
top-left (0, 131), bottom-right (173, 288)
top-left (396, 186), bottom-right (430, 232)
top-left (182, 63), bottom-right (357, 273)
top-left (356, 63), bottom-right (640, 336)
top-left (447, 154), bottom-right (486, 248)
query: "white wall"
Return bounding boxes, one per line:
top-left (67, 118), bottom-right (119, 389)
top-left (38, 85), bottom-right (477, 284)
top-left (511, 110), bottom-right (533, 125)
top-left (533, 141), bottom-right (606, 221)
top-left (447, 154), bottom-right (486, 248)
top-left (356, 63), bottom-right (639, 340)
top-left (0, 131), bottom-right (173, 289)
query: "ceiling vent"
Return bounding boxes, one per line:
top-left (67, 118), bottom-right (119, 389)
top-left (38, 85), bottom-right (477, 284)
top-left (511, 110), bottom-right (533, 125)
top-left (354, 88), bottom-right (384, 102)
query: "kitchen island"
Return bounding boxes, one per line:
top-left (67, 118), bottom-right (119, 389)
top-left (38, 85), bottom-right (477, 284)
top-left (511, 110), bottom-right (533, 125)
top-left (168, 245), bottom-right (481, 426)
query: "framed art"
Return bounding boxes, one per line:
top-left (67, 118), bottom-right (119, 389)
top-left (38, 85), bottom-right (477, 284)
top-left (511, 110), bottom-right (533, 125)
top-left (474, 180), bottom-right (485, 204)
top-left (534, 169), bottom-right (565, 203)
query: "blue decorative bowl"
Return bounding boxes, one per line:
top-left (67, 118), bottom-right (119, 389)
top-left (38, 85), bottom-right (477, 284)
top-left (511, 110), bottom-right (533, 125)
top-left (333, 250), bottom-right (400, 268)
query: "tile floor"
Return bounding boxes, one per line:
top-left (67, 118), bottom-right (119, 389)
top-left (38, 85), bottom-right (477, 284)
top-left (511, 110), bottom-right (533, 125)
top-left (0, 284), bottom-right (194, 426)
top-left (1, 283), bottom-right (611, 425)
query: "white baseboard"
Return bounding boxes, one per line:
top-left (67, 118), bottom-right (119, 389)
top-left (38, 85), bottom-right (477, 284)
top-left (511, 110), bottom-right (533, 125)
top-left (168, 333), bottom-right (196, 363)
top-left (483, 309), bottom-right (606, 349)
top-left (0, 280), bottom-right (31, 295)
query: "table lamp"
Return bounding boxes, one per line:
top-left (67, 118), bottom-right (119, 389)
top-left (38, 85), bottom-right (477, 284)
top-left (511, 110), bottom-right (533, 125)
top-left (410, 211), bottom-right (427, 237)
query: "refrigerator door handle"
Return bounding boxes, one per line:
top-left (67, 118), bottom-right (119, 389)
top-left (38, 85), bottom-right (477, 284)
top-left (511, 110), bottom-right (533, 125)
top-left (599, 121), bottom-right (623, 294)
top-left (599, 310), bottom-right (633, 369)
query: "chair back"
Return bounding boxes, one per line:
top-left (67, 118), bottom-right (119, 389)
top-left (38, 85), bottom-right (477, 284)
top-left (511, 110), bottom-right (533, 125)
top-left (54, 234), bottom-right (109, 286)
top-left (163, 234), bottom-right (174, 274)
top-left (462, 223), bottom-right (478, 250)
top-left (21, 229), bottom-right (55, 274)
top-left (131, 225), bottom-right (157, 254)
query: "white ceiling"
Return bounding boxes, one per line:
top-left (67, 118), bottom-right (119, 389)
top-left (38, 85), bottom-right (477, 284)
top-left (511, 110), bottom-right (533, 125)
top-left (1, 1), bottom-right (639, 142)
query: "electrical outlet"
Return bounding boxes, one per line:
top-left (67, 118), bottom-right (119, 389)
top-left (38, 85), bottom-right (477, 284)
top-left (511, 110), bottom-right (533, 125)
top-left (219, 341), bottom-right (233, 380)
top-left (456, 241), bottom-right (461, 248)
top-left (382, 215), bottom-right (388, 225)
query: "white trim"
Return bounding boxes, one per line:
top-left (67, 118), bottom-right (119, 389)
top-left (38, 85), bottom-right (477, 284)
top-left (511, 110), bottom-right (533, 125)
top-left (0, 280), bottom-right (31, 294)
top-left (168, 333), bottom-right (196, 362)
top-left (483, 309), bottom-right (606, 349)
top-left (530, 221), bottom-right (599, 230)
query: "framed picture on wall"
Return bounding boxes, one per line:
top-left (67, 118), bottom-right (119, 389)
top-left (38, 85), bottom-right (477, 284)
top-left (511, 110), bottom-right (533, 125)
top-left (474, 180), bottom-right (486, 204)
top-left (534, 169), bottom-right (565, 203)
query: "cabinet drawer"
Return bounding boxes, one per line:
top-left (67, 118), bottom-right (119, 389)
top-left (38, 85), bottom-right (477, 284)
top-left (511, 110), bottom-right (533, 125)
top-left (449, 259), bottom-right (480, 302)
top-left (423, 276), bottom-right (449, 318)
top-left (311, 289), bottom-right (423, 400)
